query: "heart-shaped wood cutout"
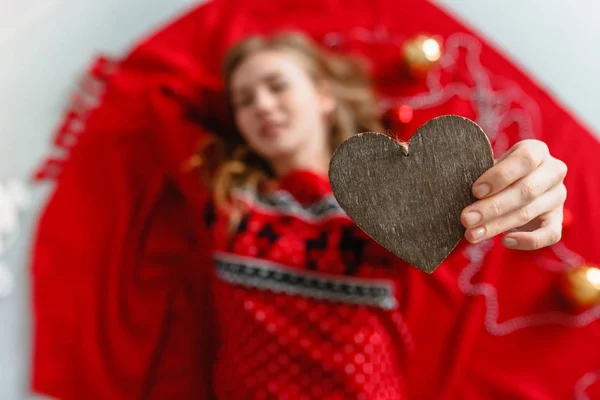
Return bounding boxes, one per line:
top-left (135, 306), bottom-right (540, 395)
top-left (329, 115), bottom-right (494, 273)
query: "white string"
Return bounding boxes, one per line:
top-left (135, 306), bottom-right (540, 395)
top-left (381, 33), bottom-right (541, 156)
top-left (459, 241), bottom-right (600, 336)
top-left (575, 370), bottom-right (600, 400)
top-left (322, 29), bottom-right (541, 156)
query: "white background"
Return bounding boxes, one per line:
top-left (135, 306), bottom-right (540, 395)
top-left (437, 0), bottom-right (600, 136)
top-left (0, 1), bottom-right (598, 398)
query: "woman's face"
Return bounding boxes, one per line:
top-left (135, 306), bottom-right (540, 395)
top-left (229, 49), bottom-right (335, 167)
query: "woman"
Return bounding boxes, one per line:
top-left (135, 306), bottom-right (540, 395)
top-left (196, 33), bottom-right (567, 399)
top-left (31, 30), bottom-right (576, 400)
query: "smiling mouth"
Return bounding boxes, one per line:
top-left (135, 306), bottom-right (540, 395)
top-left (260, 122), bottom-right (286, 138)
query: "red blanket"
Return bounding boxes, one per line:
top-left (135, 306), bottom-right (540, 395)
top-left (31, 0), bottom-right (600, 398)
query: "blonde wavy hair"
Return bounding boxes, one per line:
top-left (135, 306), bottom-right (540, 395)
top-left (196, 32), bottom-right (383, 219)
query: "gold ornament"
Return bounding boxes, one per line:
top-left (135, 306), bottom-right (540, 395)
top-left (561, 265), bottom-right (600, 310)
top-left (402, 35), bottom-right (443, 78)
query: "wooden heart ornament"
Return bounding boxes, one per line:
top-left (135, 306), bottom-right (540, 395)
top-left (329, 115), bottom-right (494, 273)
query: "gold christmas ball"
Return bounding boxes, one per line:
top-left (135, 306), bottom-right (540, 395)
top-left (561, 265), bottom-right (600, 310)
top-left (402, 34), bottom-right (443, 78)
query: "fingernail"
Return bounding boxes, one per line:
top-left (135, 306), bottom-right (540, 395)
top-left (471, 227), bottom-right (486, 241)
top-left (464, 211), bottom-right (482, 226)
top-left (504, 237), bottom-right (518, 248)
top-left (473, 184), bottom-right (491, 198)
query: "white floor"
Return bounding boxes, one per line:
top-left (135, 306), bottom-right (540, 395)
top-left (436, 0), bottom-right (600, 137)
top-left (0, 1), bottom-right (598, 398)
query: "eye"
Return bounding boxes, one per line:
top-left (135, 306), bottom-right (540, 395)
top-left (233, 92), bottom-right (254, 108)
top-left (269, 79), bottom-right (288, 93)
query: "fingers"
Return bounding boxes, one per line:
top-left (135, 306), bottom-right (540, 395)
top-left (461, 139), bottom-right (568, 251)
top-left (501, 208), bottom-right (564, 250)
top-left (472, 140), bottom-right (550, 199)
top-left (463, 183), bottom-right (567, 244)
top-left (461, 157), bottom-right (568, 229)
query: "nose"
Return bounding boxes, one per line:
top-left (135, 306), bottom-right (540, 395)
top-left (253, 87), bottom-right (277, 117)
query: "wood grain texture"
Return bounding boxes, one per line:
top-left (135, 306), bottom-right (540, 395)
top-left (329, 115), bottom-right (494, 273)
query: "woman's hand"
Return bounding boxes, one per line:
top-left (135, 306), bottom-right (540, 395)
top-left (461, 139), bottom-right (568, 250)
